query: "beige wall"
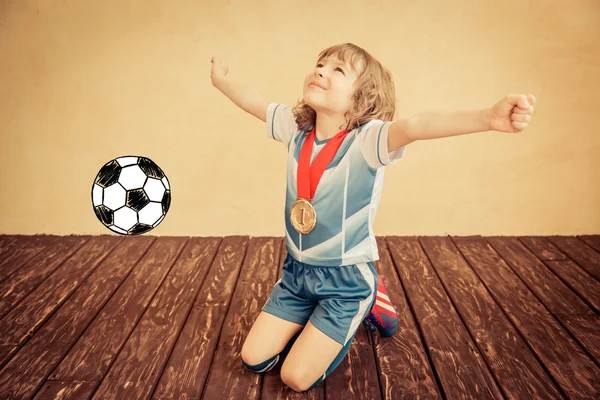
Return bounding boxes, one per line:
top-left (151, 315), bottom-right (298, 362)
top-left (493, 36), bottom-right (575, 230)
top-left (1, 0), bottom-right (598, 236)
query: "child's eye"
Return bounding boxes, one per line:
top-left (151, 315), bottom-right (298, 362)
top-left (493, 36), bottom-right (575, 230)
top-left (315, 63), bottom-right (345, 75)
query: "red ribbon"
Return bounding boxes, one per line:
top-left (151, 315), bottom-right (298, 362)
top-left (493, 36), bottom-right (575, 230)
top-left (297, 128), bottom-right (350, 200)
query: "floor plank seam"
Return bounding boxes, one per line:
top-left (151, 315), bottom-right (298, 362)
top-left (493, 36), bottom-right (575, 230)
top-left (85, 237), bottom-right (189, 400)
top-left (384, 237), bottom-right (447, 400)
top-left (547, 237), bottom-right (600, 285)
top-left (417, 237), bottom-right (507, 399)
top-left (199, 239), bottom-right (250, 400)
top-left (148, 238), bottom-right (223, 400)
top-left (540, 260), bottom-right (600, 316)
top-left (0, 246), bottom-right (46, 286)
top-left (462, 238), bottom-right (571, 399)
top-left (517, 237), bottom-right (600, 316)
top-left (368, 330), bottom-right (387, 400)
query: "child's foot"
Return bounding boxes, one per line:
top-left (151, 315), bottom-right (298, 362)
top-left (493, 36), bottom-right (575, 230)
top-left (362, 275), bottom-right (399, 337)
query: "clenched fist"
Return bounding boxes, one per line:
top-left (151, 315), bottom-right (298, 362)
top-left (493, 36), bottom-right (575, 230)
top-left (488, 94), bottom-right (536, 133)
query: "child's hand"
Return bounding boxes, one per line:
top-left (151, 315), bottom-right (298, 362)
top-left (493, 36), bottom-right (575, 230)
top-left (488, 94), bottom-right (536, 133)
top-left (210, 56), bottom-right (229, 86)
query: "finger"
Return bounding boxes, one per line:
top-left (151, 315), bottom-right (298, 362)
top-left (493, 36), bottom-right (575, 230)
top-left (511, 113), bottom-right (530, 122)
top-left (512, 121), bottom-right (527, 131)
top-left (512, 105), bottom-right (534, 115)
top-left (505, 94), bottom-right (530, 109)
top-left (527, 94), bottom-right (536, 105)
top-left (511, 107), bottom-right (529, 114)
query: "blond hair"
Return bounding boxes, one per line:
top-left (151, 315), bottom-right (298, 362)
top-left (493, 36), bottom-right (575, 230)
top-left (292, 43), bottom-right (396, 132)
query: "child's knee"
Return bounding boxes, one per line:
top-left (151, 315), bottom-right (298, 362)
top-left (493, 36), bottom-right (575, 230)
top-left (240, 352), bottom-right (280, 373)
top-left (280, 364), bottom-right (323, 392)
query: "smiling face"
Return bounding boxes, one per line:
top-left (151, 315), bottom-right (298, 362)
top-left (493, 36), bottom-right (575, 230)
top-left (302, 55), bottom-right (363, 116)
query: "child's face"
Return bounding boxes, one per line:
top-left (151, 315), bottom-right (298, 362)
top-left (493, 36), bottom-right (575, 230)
top-left (303, 55), bottom-right (362, 117)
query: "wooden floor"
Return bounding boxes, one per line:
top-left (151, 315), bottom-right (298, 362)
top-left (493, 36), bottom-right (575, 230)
top-left (0, 235), bottom-right (598, 399)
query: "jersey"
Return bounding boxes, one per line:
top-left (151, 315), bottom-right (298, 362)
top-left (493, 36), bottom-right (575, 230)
top-left (266, 103), bottom-right (407, 266)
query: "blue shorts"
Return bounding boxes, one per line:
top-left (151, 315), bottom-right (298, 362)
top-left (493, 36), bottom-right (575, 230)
top-left (262, 253), bottom-right (378, 346)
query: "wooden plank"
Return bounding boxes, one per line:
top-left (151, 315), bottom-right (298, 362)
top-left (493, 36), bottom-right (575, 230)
top-left (386, 237), bottom-right (503, 399)
top-left (0, 236), bottom-right (18, 257)
top-left (487, 237), bottom-right (599, 361)
top-left (0, 235), bottom-right (16, 249)
top-left (519, 236), bottom-right (567, 261)
top-left (0, 236), bottom-right (122, 346)
top-left (86, 237), bottom-right (222, 399)
top-left (0, 346), bottom-right (13, 368)
top-left (454, 236), bottom-right (600, 398)
top-left (520, 236), bottom-right (600, 314)
top-left (487, 237), bottom-right (593, 315)
top-left (556, 313), bottom-right (600, 363)
top-left (421, 236), bottom-right (561, 399)
top-left (0, 236), bottom-right (88, 319)
top-left (47, 237), bottom-right (187, 384)
top-left (545, 260), bottom-right (600, 314)
top-left (0, 236), bottom-right (65, 280)
top-left (202, 237), bottom-right (282, 400)
top-left (548, 236), bottom-right (600, 282)
top-left (363, 238), bottom-right (441, 399)
top-left (578, 235), bottom-right (600, 254)
top-left (0, 236), bottom-right (155, 399)
top-left (32, 380), bottom-right (96, 400)
top-left (152, 236), bottom-right (248, 399)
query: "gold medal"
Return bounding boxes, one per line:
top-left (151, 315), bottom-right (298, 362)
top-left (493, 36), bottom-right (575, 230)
top-left (290, 198), bottom-right (317, 234)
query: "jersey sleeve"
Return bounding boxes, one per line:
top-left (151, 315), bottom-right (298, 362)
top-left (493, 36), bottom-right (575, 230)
top-left (358, 120), bottom-right (407, 169)
top-left (266, 103), bottom-right (299, 147)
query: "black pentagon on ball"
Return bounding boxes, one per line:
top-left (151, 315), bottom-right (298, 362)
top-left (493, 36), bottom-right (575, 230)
top-left (95, 160), bottom-right (121, 188)
top-left (94, 205), bottom-right (114, 226)
top-left (129, 223), bottom-right (153, 235)
top-left (126, 188), bottom-right (150, 212)
top-left (138, 157), bottom-right (165, 179)
top-left (162, 190), bottom-right (171, 214)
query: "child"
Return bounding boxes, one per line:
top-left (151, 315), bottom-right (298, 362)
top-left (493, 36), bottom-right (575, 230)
top-left (210, 43), bottom-right (535, 392)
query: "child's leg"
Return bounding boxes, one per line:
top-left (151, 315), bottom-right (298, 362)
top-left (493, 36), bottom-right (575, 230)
top-left (279, 261), bottom-right (377, 392)
top-left (305, 329), bottom-right (358, 391)
top-left (241, 254), bottom-right (316, 372)
top-left (241, 311), bottom-right (304, 372)
top-left (280, 320), bottom-right (357, 392)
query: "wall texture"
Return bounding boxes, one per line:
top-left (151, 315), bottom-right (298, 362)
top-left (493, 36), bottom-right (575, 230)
top-left (1, 0), bottom-right (598, 236)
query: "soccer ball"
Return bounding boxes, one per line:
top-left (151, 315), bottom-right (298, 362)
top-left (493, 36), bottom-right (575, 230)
top-left (92, 156), bottom-right (171, 235)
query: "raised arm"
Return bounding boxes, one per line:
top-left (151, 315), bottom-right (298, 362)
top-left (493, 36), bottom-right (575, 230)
top-left (210, 57), bottom-right (269, 122)
top-left (386, 94), bottom-right (536, 152)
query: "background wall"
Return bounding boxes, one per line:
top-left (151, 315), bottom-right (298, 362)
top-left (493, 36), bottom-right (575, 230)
top-left (1, 0), bottom-right (598, 236)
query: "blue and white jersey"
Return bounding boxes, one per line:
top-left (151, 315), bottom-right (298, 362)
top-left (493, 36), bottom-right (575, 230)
top-left (267, 103), bottom-right (407, 266)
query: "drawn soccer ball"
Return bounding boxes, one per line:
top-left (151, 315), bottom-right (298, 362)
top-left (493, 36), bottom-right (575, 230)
top-left (91, 156), bottom-right (171, 235)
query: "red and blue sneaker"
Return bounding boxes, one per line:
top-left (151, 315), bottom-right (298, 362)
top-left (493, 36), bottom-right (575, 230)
top-left (362, 275), bottom-right (399, 337)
